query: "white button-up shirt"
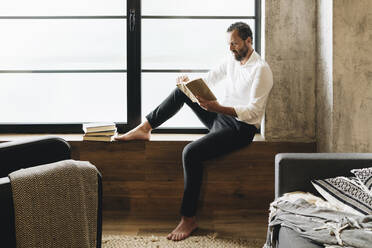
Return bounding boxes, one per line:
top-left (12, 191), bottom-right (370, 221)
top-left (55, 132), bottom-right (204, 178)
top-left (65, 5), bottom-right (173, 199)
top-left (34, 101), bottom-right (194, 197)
top-left (205, 51), bottom-right (273, 128)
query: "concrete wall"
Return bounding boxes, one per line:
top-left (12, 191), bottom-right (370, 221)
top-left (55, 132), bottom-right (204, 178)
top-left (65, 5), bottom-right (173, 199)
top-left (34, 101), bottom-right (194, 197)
top-left (263, 0), bottom-right (372, 152)
top-left (264, 0), bottom-right (316, 142)
top-left (331, 0), bottom-right (372, 152)
top-left (316, 0), bottom-right (333, 152)
top-left (315, 0), bottom-right (372, 152)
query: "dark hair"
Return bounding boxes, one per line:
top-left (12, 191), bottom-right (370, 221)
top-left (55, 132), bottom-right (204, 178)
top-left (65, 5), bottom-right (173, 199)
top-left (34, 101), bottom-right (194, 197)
top-left (227, 22), bottom-right (253, 42)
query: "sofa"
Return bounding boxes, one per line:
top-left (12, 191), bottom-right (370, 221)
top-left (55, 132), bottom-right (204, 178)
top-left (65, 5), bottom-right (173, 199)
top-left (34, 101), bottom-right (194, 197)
top-left (0, 137), bottom-right (102, 248)
top-left (274, 153), bottom-right (372, 248)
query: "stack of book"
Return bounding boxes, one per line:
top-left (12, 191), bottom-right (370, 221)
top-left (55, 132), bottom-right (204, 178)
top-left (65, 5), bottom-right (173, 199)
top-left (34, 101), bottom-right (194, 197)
top-left (82, 122), bottom-right (117, 142)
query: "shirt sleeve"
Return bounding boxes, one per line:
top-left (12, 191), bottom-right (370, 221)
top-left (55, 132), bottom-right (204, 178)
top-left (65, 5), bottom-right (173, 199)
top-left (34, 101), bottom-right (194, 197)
top-left (233, 65), bottom-right (273, 124)
top-left (203, 59), bottom-right (228, 87)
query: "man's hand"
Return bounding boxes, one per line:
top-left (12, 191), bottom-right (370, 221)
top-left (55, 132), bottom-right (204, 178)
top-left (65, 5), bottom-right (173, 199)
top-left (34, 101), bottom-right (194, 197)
top-left (176, 75), bottom-right (189, 84)
top-left (196, 96), bottom-right (238, 117)
top-left (196, 96), bottom-right (221, 113)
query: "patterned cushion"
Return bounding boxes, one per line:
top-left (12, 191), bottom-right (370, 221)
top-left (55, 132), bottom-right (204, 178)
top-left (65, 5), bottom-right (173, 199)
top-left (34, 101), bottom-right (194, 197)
top-left (351, 167), bottom-right (372, 192)
top-left (312, 176), bottom-right (372, 216)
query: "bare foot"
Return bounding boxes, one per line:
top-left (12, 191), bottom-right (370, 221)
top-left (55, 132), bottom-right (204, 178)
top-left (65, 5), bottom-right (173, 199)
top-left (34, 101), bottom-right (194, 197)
top-left (167, 216), bottom-right (198, 241)
top-left (114, 121), bottom-right (152, 141)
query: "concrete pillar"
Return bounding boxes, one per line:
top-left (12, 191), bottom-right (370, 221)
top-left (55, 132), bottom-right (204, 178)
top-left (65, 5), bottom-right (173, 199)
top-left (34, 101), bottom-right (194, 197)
top-left (263, 0), bottom-right (316, 142)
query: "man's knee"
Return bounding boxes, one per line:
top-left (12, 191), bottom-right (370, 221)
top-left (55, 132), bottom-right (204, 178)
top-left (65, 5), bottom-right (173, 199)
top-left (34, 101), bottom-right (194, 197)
top-left (173, 87), bottom-right (187, 99)
top-left (173, 86), bottom-right (194, 103)
top-left (182, 142), bottom-right (199, 164)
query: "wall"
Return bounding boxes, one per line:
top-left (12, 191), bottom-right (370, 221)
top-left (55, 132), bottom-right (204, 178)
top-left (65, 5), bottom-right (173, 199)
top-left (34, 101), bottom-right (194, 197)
top-left (263, 0), bottom-right (372, 152)
top-left (264, 0), bottom-right (317, 142)
top-left (316, 0), bottom-right (372, 152)
top-left (332, 0), bottom-right (372, 152)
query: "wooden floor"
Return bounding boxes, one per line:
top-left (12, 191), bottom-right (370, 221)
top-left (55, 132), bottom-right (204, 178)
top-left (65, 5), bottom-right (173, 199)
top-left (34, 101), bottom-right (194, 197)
top-left (103, 210), bottom-right (268, 242)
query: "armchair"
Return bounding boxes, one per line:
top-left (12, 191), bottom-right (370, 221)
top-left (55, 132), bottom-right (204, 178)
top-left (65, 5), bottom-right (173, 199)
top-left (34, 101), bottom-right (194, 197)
top-left (0, 137), bottom-right (102, 248)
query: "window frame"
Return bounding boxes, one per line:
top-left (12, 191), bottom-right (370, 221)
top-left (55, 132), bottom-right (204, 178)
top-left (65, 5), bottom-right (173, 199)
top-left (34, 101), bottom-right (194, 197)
top-left (0, 0), bottom-right (261, 134)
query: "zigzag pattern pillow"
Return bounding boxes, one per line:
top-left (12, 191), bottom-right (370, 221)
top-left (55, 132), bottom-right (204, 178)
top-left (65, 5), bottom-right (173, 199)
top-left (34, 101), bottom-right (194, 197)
top-left (351, 167), bottom-right (372, 192)
top-left (312, 176), bottom-right (372, 216)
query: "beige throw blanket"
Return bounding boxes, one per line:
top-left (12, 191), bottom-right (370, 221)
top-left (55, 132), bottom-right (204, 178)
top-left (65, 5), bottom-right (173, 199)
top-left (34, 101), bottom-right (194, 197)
top-left (9, 159), bottom-right (98, 248)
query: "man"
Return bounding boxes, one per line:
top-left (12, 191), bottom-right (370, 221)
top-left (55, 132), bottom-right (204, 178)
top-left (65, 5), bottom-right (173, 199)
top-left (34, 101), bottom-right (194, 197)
top-left (115, 22), bottom-right (273, 241)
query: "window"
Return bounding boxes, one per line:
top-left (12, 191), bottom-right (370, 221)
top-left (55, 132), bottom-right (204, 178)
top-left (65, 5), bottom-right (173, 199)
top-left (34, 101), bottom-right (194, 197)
top-left (0, 0), bottom-right (261, 134)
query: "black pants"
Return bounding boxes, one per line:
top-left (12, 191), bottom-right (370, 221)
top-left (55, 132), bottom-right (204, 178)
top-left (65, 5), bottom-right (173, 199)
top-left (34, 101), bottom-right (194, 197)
top-left (146, 88), bottom-right (257, 217)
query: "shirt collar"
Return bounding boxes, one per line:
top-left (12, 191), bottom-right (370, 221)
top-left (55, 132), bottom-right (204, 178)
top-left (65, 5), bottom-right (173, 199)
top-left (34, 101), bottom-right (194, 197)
top-left (241, 50), bottom-right (259, 66)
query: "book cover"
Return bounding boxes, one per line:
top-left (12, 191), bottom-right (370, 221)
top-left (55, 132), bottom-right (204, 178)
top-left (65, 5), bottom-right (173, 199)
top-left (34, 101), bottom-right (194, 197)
top-left (82, 122), bottom-right (116, 133)
top-left (83, 135), bottom-right (115, 142)
top-left (84, 130), bottom-right (117, 136)
top-left (177, 78), bottom-right (217, 103)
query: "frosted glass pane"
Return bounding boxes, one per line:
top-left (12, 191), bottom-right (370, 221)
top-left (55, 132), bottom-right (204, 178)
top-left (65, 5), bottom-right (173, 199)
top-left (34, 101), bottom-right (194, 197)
top-left (0, 20), bottom-right (126, 70)
top-left (143, 0), bottom-right (255, 16)
top-left (0, 73), bottom-right (127, 123)
top-left (142, 19), bottom-right (255, 69)
top-left (0, 0), bottom-right (125, 16)
top-left (142, 73), bottom-right (227, 128)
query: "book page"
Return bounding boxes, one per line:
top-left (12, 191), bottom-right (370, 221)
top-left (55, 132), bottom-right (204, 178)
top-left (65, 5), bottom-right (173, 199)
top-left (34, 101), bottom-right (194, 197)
top-left (185, 78), bottom-right (217, 101)
top-left (176, 82), bottom-right (198, 102)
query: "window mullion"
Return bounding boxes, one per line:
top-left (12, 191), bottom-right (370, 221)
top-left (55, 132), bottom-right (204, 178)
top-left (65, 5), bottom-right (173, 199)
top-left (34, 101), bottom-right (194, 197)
top-left (124, 0), bottom-right (141, 133)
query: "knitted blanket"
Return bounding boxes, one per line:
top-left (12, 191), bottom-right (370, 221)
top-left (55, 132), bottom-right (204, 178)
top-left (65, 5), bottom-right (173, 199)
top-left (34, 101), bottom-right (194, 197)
top-left (9, 159), bottom-right (98, 248)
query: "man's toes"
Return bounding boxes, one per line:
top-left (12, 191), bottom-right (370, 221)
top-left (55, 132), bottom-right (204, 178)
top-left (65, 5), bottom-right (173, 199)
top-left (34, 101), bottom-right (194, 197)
top-left (179, 233), bottom-right (186, 241)
top-left (172, 234), bottom-right (179, 241)
top-left (170, 233), bottom-right (176, 240)
top-left (178, 234), bottom-right (184, 241)
top-left (167, 233), bottom-right (172, 240)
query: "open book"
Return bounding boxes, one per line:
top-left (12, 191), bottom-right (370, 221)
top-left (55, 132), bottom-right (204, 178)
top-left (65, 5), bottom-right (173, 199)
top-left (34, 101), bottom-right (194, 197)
top-left (176, 78), bottom-right (217, 103)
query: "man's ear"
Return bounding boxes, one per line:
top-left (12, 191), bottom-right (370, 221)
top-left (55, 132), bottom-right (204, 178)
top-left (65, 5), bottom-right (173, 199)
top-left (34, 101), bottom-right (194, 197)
top-left (245, 37), bottom-right (252, 45)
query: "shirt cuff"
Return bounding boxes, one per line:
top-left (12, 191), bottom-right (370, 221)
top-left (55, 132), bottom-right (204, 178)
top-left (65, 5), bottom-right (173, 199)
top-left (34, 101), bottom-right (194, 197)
top-left (234, 106), bottom-right (249, 121)
top-left (233, 106), bottom-right (261, 128)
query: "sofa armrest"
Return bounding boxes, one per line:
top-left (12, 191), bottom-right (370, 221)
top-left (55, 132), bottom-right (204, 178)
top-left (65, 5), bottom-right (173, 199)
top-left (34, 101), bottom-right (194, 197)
top-left (275, 153), bottom-right (372, 198)
top-left (0, 177), bottom-right (15, 245)
top-left (0, 137), bottom-right (71, 247)
top-left (0, 137), bottom-right (71, 177)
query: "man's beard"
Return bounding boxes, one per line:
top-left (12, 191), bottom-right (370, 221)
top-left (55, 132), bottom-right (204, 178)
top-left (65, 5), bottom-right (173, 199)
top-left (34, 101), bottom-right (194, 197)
top-left (232, 44), bottom-right (249, 61)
